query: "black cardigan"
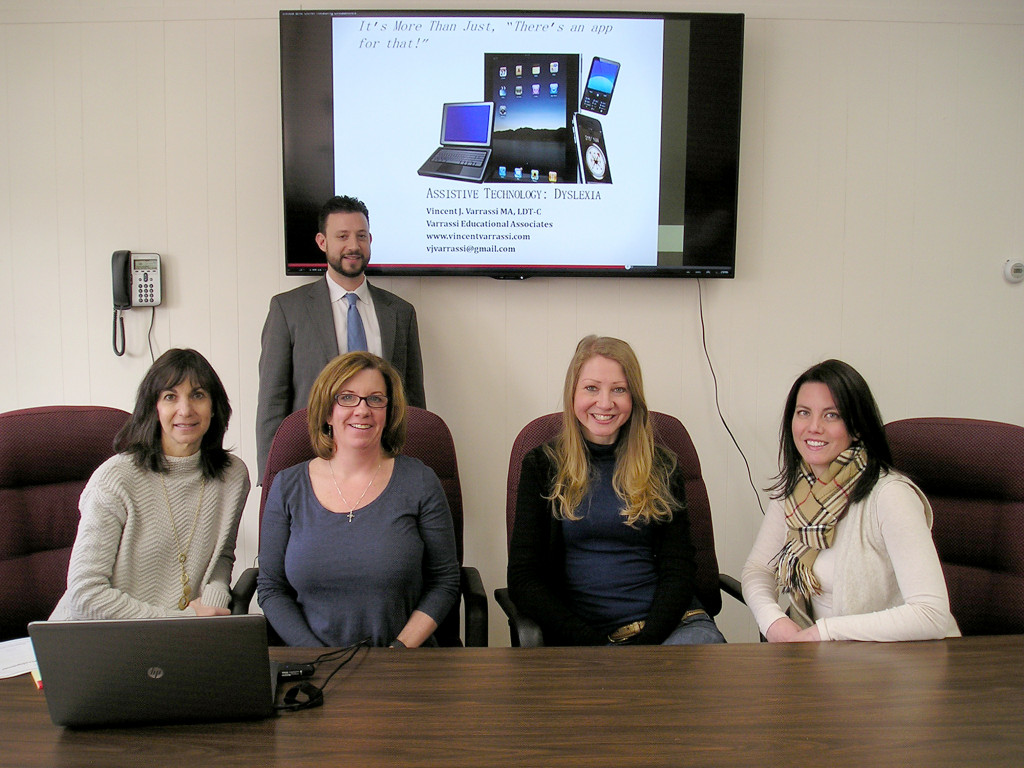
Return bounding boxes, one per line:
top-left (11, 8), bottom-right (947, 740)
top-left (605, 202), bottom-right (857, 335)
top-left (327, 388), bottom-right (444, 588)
top-left (507, 443), bottom-right (696, 645)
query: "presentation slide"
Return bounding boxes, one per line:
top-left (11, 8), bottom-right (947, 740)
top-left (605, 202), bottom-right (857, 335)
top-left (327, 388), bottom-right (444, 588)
top-left (330, 15), bottom-right (667, 270)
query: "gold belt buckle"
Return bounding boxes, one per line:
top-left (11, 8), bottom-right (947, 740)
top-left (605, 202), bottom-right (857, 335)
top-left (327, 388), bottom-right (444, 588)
top-left (608, 620), bottom-right (645, 644)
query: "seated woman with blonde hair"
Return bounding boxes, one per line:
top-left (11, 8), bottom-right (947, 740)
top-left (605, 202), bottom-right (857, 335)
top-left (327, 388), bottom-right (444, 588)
top-left (741, 359), bottom-right (959, 642)
top-left (258, 352), bottom-right (459, 648)
top-left (508, 335), bottom-right (725, 645)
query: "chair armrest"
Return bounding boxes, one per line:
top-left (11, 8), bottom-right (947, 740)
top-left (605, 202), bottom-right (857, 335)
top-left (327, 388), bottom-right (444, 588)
top-left (230, 567), bottom-right (259, 615)
top-left (494, 587), bottom-right (545, 647)
top-left (460, 566), bottom-right (489, 647)
top-left (719, 573), bottom-right (766, 641)
top-left (718, 573), bottom-right (744, 604)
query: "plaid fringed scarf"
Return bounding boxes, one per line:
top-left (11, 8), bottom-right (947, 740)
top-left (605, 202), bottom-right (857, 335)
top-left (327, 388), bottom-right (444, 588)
top-left (774, 444), bottom-right (867, 604)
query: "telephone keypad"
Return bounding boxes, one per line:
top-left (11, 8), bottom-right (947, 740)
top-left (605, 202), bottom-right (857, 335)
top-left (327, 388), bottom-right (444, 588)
top-left (134, 269), bottom-right (161, 306)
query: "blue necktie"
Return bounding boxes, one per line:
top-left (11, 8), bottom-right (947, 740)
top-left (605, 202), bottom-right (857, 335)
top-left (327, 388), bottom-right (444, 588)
top-left (345, 293), bottom-right (368, 352)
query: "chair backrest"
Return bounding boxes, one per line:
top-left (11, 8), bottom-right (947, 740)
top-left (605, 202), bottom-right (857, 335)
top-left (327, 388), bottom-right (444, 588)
top-left (504, 412), bottom-right (723, 617)
top-left (0, 405), bottom-right (130, 640)
top-left (258, 408), bottom-right (317, 519)
top-left (885, 417), bottom-right (1024, 635)
top-left (258, 406), bottom-right (466, 644)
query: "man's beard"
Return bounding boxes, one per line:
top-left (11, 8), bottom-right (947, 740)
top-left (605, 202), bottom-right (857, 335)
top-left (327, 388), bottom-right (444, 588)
top-left (328, 252), bottom-right (368, 278)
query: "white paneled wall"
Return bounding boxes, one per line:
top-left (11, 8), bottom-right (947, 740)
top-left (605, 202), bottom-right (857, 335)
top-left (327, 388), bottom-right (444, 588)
top-left (2, 1), bottom-right (1022, 645)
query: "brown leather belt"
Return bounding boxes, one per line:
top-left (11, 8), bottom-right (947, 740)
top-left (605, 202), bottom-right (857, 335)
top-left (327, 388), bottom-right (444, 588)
top-left (608, 620), bottom-right (645, 643)
top-left (607, 609), bottom-right (708, 644)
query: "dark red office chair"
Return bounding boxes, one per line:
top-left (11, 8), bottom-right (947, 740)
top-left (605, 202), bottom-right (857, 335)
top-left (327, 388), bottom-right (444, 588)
top-left (885, 417), bottom-right (1024, 635)
top-left (0, 405), bottom-right (130, 640)
top-left (232, 407), bottom-right (488, 646)
top-left (494, 411), bottom-right (743, 646)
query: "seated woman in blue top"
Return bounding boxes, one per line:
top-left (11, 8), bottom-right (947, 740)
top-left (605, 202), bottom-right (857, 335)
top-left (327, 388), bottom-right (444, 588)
top-left (258, 352), bottom-right (460, 648)
top-left (508, 335), bottom-right (725, 645)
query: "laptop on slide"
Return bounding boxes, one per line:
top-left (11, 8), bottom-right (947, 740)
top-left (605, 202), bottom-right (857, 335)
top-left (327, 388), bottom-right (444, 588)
top-left (29, 615), bottom-right (277, 727)
top-left (418, 101), bottom-right (494, 183)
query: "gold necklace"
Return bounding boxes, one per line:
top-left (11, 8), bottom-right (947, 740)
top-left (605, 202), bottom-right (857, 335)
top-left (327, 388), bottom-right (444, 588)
top-left (329, 459), bottom-right (383, 522)
top-left (161, 473), bottom-right (206, 610)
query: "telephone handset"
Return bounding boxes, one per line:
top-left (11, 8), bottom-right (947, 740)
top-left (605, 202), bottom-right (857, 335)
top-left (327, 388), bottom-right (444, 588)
top-left (111, 250), bottom-right (162, 356)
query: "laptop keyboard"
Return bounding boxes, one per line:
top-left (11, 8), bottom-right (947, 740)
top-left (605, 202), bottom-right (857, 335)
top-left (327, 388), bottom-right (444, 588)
top-left (435, 148), bottom-right (487, 167)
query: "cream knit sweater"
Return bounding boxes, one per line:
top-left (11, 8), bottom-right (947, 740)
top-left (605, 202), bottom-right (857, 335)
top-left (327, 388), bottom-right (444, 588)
top-left (50, 451), bottom-right (249, 620)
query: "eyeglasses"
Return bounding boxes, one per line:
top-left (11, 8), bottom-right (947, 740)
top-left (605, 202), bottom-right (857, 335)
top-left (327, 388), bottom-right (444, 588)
top-left (334, 393), bottom-right (389, 409)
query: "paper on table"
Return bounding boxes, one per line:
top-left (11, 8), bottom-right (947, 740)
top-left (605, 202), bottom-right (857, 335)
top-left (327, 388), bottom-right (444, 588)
top-left (0, 636), bottom-right (39, 679)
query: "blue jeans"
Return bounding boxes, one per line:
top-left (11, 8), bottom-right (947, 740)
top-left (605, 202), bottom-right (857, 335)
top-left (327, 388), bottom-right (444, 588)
top-left (661, 600), bottom-right (727, 645)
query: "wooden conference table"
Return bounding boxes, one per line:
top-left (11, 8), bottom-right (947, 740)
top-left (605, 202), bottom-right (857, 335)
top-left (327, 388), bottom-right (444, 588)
top-left (4, 635), bottom-right (1023, 768)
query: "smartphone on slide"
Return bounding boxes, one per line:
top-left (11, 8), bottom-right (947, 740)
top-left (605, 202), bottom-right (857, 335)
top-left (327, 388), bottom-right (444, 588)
top-left (580, 57), bottom-right (620, 115)
top-left (573, 113), bottom-right (612, 184)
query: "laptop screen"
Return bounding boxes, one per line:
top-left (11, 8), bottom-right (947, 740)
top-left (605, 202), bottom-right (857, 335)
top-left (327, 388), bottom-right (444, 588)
top-left (440, 102), bottom-right (494, 146)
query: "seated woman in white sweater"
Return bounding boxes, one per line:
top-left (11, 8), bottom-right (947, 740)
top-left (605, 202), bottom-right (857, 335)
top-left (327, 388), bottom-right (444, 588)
top-left (50, 349), bottom-right (250, 620)
top-left (741, 359), bottom-right (958, 642)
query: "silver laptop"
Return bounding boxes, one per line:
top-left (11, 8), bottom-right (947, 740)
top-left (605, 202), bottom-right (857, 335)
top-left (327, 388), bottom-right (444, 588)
top-left (418, 101), bottom-right (495, 182)
top-left (29, 615), bottom-right (276, 727)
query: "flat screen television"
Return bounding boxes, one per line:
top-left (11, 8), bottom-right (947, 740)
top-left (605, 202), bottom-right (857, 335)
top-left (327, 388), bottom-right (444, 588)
top-left (280, 10), bottom-right (743, 278)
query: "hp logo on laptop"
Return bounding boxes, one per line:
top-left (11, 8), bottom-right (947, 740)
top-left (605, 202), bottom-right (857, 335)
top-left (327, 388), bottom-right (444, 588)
top-left (147, 667), bottom-right (165, 679)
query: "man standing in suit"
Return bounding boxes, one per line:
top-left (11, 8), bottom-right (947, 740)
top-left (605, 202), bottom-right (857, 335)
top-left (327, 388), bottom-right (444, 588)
top-left (257, 195), bottom-right (425, 478)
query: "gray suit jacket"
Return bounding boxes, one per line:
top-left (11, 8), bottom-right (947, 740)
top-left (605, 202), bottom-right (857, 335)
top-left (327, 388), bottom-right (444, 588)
top-left (256, 279), bottom-right (425, 479)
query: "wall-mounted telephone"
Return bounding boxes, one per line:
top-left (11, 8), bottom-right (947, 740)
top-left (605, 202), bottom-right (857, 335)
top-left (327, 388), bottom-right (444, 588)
top-left (111, 250), bottom-right (162, 356)
top-left (112, 250), bottom-right (162, 308)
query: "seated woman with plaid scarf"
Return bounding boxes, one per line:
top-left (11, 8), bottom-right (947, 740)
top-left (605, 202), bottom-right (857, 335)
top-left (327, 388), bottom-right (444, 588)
top-left (741, 360), bottom-right (959, 642)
